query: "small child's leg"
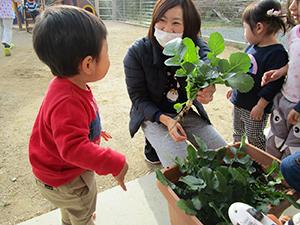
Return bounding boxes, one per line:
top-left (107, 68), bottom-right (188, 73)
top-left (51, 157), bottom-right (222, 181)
top-left (245, 113), bottom-right (269, 150)
top-left (60, 208), bottom-right (71, 225)
top-left (232, 105), bottom-right (245, 143)
top-left (61, 171), bottom-right (97, 225)
top-left (35, 170), bottom-right (97, 225)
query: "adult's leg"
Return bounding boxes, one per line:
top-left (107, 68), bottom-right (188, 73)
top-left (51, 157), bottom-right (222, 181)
top-left (280, 151), bottom-right (300, 193)
top-left (182, 110), bottom-right (227, 150)
top-left (143, 136), bottom-right (160, 164)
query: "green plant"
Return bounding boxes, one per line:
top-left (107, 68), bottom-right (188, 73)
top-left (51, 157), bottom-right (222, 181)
top-left (156, 136), bottom-right (300, 225)
top-left (162, 32), bottom-right (254, 138)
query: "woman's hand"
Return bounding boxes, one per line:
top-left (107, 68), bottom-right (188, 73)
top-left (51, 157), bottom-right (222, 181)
top-left (196, 85), bottom-right (216, 104)
top-left (160, 114), bottom-right (187, 142)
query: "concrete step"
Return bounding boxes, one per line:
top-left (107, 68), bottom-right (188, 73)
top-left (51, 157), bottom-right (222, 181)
top-left (17, 172), bottom-right (171, 225)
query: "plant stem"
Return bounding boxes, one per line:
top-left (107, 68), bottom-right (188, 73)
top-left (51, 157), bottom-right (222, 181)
top-left (162, 100), bottom-right (193, 141)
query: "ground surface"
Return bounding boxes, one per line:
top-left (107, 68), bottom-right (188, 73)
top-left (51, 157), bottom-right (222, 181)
top-left (0, 21), bottom-right (241, 224)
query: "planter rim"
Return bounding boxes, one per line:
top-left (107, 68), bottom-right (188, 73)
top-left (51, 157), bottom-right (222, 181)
top-left (156, 142), bottom-right (300, 225)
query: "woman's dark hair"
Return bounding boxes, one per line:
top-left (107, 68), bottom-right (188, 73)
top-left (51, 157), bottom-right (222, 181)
top-left (32, 5), bottom-right (107, 78)
top-left (242, 0), bottom-right (286, 36)
top-left (147, 0), bottom-right (201, 47)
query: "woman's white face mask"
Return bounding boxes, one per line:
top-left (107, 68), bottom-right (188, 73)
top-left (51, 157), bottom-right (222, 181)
top-left (154, 27), bottom-right (183, 47)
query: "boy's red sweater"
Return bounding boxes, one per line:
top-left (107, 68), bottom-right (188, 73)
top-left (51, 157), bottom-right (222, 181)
top-left (29, 78), bottom-right (125, 187)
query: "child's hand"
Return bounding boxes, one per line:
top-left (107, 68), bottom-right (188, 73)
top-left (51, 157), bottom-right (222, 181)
top-left (114, 162), bottom-right (128, 191)
top-left (100, 130), bottom-right (112, 141)
top-left (250, 105), bottom-right (264, 120)
top-left (287, 109), bottom-right (300, 125)
top-left (226, 88), bottom-right (233, 99)
top-left (261, 64), bottom-right (288, 86)
top-left (261, 70), bottom-right (279, 86)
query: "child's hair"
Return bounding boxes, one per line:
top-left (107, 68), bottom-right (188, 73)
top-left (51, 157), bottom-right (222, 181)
top-left (32, 5), bottom-right (107, 78)
top-left (242, 0), bottom-right (286, 36)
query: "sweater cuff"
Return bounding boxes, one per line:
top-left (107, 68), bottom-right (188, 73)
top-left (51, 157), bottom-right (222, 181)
top-left (112, 154), bottom-right (126, 177)
top-left (294, 102), bottom-right (300, 113)
top-left (155, 112), bottom-right (163, 124)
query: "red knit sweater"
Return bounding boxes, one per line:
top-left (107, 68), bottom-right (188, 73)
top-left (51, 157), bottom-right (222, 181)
top-left (29, 78), bottom-right (126, 187)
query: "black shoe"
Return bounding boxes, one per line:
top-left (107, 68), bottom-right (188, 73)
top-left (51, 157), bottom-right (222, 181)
top-left (144, 138), bottom-right (161, 165)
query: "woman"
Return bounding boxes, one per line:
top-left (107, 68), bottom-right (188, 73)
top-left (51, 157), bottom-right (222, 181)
top-left (124, 0), bottom-right (227, 167)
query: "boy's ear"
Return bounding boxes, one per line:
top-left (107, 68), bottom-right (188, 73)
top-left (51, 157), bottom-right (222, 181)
top-left (256, 22), bottom-right (264, 34)
top-left (79, 56), bottom-right (93, 75)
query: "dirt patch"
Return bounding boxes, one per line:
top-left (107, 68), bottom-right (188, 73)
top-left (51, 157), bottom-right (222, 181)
top-left (0, 21), bottom-right (239, 224)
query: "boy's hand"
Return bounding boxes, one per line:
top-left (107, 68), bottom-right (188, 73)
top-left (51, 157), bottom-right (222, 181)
top-left (114, 162), bottom-right (128, 191)
top-left (287, 109), bottom-right (300, 125)
top-left (100, 130), bottom-right (112, 141)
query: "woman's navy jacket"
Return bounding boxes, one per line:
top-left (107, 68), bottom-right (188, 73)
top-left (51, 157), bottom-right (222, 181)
top-left (124, 36), bottom-right (212, 137)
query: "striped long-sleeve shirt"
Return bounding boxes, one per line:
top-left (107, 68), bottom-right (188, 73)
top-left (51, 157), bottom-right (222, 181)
top-left (24, 1), bottom-right (39, 12)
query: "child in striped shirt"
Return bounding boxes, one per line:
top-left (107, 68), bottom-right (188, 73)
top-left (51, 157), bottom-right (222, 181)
top-left (23, 0), bottom-right (40, 21)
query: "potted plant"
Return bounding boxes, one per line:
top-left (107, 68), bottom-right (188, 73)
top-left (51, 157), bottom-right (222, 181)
top-left (156, 136), bottom-right (300, 225)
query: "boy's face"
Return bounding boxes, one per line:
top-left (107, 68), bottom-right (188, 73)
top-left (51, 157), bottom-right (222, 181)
top-left (90, 39), bottom-right (110, 82)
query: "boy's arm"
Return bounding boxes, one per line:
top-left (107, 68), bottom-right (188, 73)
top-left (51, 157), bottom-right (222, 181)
top-left (51, 99), bottom-right (126, 178)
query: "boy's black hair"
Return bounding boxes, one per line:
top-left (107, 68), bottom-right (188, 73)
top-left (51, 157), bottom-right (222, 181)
top-left (242, 0), bottom-right (286, 36)
top-left (32, 5), bottom-right (107, 78)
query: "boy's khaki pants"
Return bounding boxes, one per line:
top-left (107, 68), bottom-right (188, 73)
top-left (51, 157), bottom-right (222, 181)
top-left (35, 170), bottom-right (97, 225)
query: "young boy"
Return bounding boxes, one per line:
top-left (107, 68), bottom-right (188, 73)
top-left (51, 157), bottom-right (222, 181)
top-left (29, 5), bottom-right (128, 225)
top-left (23, 0), bottom-right (40, 21)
